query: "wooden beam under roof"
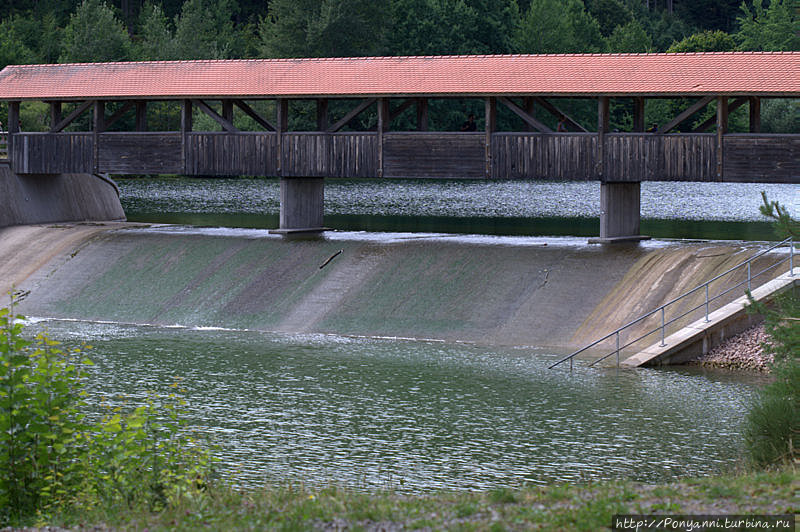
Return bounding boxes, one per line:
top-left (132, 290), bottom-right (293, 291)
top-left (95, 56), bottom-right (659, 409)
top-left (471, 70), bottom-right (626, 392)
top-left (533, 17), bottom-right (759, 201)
top-left (532, 97), bottom-right (588, 132)
top-left (233, 99), bottom-right (276, 131)
top-left (497, 96), bottom-right (552, 133)
top-left (657, 95), bottom-right (715, 134)
top-left (692, 97), bottom-right (747, 133)
top-left (194, 99), bottom-right (238, 132)
top-left (327, 98), bottom-right (376, 133)
top-left (50, 100), bottom-right (93, 132)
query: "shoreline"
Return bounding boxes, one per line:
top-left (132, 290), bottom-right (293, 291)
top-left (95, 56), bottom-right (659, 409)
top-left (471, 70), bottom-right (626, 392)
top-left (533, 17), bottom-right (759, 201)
top-left (5, 468), bottom-right (796, 531)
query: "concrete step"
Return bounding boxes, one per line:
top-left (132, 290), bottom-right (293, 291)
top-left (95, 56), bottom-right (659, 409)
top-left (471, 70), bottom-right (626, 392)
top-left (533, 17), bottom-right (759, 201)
top-left (622, 267), bottom-right (799, 367)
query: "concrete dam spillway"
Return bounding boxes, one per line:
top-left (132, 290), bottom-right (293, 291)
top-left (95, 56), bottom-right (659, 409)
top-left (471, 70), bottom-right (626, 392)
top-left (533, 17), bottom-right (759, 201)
top-left (2, 223), bottom-right (785, 355)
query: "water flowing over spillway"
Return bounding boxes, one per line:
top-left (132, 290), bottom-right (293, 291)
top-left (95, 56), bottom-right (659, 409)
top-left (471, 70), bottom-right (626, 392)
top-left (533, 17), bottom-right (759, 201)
top-left (10, 226), bottom-right (784, 348)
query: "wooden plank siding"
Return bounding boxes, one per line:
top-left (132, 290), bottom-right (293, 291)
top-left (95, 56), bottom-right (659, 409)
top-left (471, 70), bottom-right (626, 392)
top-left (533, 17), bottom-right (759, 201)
top-left (383, 132), bottom-right (485, 178)
top-left (11, 133), bottom-right (93, 174)
top-left (99, 133), bottom-right (182, 174)
top-left (280, 133), bottom-right (378, 177)
top-left (329, 133), bottom-right (378, 177)
top-left (723, 134), bottom-right (800, 183)
top-left (8, 131), bottom-right (797, 183)
top-left (492, 133), bottom-right (597, 180)
top-left (282, 133), bottom-right (332, 177)
top-left (603, 133), bottom-right (716, 181)
top-left (188, 132), bottom-right (277, 176)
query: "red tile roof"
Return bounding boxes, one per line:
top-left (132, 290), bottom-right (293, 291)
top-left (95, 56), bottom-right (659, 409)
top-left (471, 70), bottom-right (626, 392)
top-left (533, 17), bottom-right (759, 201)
top-left (0, 52), bottom-right (797, 100)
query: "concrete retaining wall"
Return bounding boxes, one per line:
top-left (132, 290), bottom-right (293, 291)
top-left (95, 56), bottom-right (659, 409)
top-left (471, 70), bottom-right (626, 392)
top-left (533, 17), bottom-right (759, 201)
top-left (0, 163), bottom-right (125, 227)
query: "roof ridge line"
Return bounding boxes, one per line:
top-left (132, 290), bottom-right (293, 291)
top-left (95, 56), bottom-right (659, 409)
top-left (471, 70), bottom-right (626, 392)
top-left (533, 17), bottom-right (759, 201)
top-left (4, 50), bottom-right (797, 69)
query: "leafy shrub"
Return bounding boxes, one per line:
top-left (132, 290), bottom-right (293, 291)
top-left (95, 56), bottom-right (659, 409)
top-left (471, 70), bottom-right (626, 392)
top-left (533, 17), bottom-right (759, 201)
top-left (0, 290), bottom-right (91, 522)
top-left (0, 290), bottom-right (213, 526)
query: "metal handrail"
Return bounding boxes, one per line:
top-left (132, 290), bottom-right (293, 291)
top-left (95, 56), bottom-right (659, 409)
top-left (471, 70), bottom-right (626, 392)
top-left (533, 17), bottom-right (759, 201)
top-left (549, 237), bottom-right (795, 370)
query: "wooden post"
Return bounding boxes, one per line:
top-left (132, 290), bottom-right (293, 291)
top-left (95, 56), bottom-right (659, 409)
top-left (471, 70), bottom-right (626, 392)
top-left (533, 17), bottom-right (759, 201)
top-left (7, 101), bottom-right (19, 161)
top-left (316, 99), bottom-right (328, 131)
top-left (523, 97), bottom-right (535, 132)
top-left (749, 97), bottom-right (761, 133)
top-left (50, 102), bottom-right (62, 130)
top-left (716, 96), bottom-right (728, 181)
top-left (633, 97), bottom-right (645, 132)
top-left (377, 98), bottom-right (388, 178)
top-left (598, 96), bottom-right (609, 178)
top-left (485, 97), bottom-right (496, 178)
top-left (222, 100), bottom-right (234, 126)
top-left (416, 98), bottom-right (428, 131)
top-left (135, 101), bottom-right (147, 131)
top-left (276, 99), bottom-right (288, 176)
top-left (93, 100), bottom-right (104, 172)
top-left (181, 99), bottom-right (192, 174)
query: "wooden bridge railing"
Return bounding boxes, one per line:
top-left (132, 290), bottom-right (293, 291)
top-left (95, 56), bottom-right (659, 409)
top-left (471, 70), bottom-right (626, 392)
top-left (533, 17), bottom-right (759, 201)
top-left (8, 131), bottom-right (799, 182)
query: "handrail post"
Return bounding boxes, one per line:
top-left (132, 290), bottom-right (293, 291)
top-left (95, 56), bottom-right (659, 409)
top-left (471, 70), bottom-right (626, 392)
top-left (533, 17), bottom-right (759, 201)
top-left (570, 356), bottom-right (573, 372)
top-left (791, 238), bottom-right (794, 277)
top-left (747, 262), bottom-right (751, 292)
top-left (616, 331), bottom-right (620, 368)
top-left (660, 307), bottom-right (666, 347)
top-left (704, 284), bottom-right (710, 322)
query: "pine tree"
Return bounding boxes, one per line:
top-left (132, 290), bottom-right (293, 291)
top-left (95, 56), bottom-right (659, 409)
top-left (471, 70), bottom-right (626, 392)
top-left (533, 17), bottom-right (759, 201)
top-left (744, 194), bottom-right (799, 466)
top-left (59, 0), bottom-right (132, 63)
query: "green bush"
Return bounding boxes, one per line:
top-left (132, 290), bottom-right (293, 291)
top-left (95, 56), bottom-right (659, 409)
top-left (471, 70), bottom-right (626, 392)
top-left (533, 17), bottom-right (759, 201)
top-left (0, 290), bottom-right (214, 526)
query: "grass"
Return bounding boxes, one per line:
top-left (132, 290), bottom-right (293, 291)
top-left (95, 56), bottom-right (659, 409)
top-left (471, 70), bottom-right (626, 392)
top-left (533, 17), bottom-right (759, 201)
top-left (38, 466), bottom-right (797, 531)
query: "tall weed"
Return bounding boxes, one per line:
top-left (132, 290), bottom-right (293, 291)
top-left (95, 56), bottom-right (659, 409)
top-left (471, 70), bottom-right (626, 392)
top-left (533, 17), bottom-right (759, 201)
top-left (0, 290), bottom-right (214, 526)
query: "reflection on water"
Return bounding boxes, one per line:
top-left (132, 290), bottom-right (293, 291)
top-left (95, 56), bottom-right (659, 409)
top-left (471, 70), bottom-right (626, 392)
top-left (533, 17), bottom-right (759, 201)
top-left (119, 178), bottom-right (797, 240)
top-left (32, 320), bottom-right (763, 493)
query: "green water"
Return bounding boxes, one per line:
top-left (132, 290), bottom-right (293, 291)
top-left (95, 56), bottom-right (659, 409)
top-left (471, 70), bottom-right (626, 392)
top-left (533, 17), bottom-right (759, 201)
top-left (32, 319), bottom-right (764, 493)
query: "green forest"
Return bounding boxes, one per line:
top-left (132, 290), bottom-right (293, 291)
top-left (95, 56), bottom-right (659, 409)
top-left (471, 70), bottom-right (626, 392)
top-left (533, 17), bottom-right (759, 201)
top-left (0, 0), bottom-right (797, 133)
top-left (1, 0), bottom-right (797, 69)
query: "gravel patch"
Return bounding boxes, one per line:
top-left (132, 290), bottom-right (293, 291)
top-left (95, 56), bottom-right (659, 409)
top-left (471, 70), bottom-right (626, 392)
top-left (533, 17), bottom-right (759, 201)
top-left (689, 324), bottom-right (773, 372)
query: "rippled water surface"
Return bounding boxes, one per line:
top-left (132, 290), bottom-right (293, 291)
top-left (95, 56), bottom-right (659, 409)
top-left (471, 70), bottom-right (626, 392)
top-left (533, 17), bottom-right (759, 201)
top-left (120, 178), bottom-right (797, 220)
top-left (119, 178), bottom-right (798, 239)
top-left (32, 320), bottom-right (764, 493)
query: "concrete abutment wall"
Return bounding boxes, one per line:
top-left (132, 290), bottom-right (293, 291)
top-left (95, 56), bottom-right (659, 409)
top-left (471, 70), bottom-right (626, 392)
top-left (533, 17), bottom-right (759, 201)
top-left (0, 163), bottom-right (125, 227)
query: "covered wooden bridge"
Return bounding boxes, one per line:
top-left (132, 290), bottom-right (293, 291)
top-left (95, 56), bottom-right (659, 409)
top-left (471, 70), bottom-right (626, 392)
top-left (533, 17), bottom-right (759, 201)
top-left (0, 52), bottom-right (797, 238)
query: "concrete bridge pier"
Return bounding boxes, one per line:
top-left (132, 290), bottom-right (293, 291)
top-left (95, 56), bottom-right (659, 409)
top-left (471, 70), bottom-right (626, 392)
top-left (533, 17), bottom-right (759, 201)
top-left (271, 177), bottom-right (326, 234)
top-left (590, 181), bottom-right (649, 244)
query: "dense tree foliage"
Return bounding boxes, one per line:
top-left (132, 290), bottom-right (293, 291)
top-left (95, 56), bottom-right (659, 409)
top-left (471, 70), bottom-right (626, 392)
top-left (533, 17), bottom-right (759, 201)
top-left (666, 30), bottom-right (737, 53)
top-left (736, 0), bottom-right (800, 51)
top-left (516, 0), bottom-right (604, 53)
top-left (0, 0), bottom-right (796, 69)
top-left (260, 0), bottom-right (389, 58)
top-left (59, 0), bottom-right (132, 63)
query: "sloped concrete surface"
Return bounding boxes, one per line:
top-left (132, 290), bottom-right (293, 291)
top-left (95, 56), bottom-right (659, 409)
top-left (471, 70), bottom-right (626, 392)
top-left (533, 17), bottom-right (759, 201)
top-left (2, 224), bottom-right (789, 351)
top-left (622, 267), bottom-right (798, 367)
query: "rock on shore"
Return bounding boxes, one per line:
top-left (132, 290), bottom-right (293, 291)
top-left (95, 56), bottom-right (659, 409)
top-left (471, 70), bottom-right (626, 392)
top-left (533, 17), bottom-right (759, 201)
top-left (690, 324), bottom-right (773, 372)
